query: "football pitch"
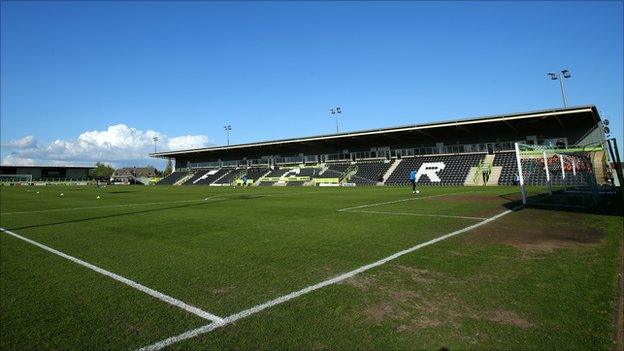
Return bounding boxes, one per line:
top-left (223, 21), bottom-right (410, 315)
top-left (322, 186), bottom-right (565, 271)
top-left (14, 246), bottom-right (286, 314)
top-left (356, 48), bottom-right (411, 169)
top-left (1, 185), bottom-right (622, 350)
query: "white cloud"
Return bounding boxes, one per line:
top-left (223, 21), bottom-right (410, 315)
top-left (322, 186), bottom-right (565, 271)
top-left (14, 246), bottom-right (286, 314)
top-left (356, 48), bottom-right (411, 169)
top-left (167, 135), bottom-right (211, 150)
top-left (1, 124), bottom-right (214, 168)
top-left (1, 155), bottom-right (37, 166)
top-left (1, 135), bottom-right (37, 149)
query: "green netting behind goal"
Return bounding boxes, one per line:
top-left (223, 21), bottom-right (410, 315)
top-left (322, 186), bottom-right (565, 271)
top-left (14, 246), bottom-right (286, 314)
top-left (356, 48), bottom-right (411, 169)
top-left (514, 143), bottom-right (601, 208)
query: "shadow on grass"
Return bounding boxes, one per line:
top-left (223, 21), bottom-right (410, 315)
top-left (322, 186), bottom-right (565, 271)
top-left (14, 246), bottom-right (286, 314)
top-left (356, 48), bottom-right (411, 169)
top-left (501, 191), bottom-right (623, 217)
top-left (7, 197), bottom-right (243, 231)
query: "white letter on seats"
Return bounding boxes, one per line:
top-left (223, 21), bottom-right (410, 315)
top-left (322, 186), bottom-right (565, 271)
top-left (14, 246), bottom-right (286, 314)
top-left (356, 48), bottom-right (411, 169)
top-left (415, 162), bottom-right (446, 182)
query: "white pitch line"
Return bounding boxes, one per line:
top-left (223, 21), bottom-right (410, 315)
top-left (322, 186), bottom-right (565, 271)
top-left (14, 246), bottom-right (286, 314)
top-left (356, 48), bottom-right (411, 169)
top-left (138, 205), bottom-right (520, 351)
top-left (337, 191), bottom-right (473, 212)
top-left (0, 197), bottom-right (220, 216)
top-left (345, 209), bottom-right (486, 220)
top-left (0, 227), bottom-right (224, 323)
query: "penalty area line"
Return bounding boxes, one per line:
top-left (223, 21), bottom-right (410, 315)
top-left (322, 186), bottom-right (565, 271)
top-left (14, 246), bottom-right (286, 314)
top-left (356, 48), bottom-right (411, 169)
top-left (0, 227), bottom-right (224, 323)
top-left (344, 209), bottom-right (487, 220)
top-left (138, 205), bottom-right (521, 351)
top-left (337, 190), bottom-right (473, 212)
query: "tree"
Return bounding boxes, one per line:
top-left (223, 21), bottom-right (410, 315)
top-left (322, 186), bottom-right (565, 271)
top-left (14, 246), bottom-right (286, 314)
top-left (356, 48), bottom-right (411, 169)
top-left (89, 162), bottom-right (115, 179)
top-left (164, 158), bottom-right (173, 176)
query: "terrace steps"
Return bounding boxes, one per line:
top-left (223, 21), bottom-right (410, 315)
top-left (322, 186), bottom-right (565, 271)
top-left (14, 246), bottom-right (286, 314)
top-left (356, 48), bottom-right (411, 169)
top-left (382, 159), bottom-right (401, 184)
top-left (174, 172), bottom-right (195, 185)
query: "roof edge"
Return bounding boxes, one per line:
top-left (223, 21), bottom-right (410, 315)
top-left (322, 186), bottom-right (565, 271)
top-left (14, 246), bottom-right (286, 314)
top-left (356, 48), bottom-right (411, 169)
top-left (150, 105), bottom-right (597, 158)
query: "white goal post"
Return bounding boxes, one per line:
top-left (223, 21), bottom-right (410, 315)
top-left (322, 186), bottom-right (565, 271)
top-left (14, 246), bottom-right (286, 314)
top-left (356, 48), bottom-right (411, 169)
top-left (514, 142), bottom-right (604, 207)
top-left (0, 174), bottom-right (33, 185)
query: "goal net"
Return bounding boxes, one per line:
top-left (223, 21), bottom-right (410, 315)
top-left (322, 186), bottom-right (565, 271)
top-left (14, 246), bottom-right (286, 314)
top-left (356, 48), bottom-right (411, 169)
top-left (514, 143), bottom-right (603, 207)
top-left (0, 174), bottom-right (33, 185)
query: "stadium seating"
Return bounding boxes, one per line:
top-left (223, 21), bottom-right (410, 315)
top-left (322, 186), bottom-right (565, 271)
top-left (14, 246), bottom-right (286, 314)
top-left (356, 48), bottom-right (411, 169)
top-left (493, 152), bottom-right (517, 185)
top-left (349, 161), bottom-right (391, 185)
top-left (245, 167), bottom-right (270, 181)
top-left (166, 153), bottom-right (594, 188)
top-left (386, 154), bottom-right (485, 186)
top-left (295, 168), bottom-right (317, 177)
top-left (212, 169), bottom-right (239, 185)
top-left (316, 169), bottom-right (343, 179)
top-left (156, 171), bottom-right (187, 185)
top-left (254, 168), bottom-right (286, 186)
top-left (183, 169), bottom-right (229, 185)
top-left (264, 168), bottom-right (288, 178)
top-left (326, 163), bottom-right (350, 174)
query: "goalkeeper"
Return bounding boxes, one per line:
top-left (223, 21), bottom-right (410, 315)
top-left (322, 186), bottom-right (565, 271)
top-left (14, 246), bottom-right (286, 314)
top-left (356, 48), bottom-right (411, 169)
top-left (409, 170), bottom-right (418, 194)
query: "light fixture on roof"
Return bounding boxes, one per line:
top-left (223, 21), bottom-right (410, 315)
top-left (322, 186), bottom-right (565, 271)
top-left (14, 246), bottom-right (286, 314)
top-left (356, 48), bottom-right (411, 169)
top-left (547, 69), bottom-right (572, 107)
top-left (329, 106), bottom-right (342, 133)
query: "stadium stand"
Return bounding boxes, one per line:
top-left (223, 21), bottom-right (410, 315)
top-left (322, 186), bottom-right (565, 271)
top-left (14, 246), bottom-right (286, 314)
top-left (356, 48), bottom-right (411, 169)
top-left (264, 168), bottom-right (287, 177)
top-left (326, 163), bottom-right (350, 174)
top-left (286, 181), bottom-right (305, 186)
top-left (245, 167), bottom-right (270, 181)
top-left (350, 161), bottom-right (391, 185)
top-left (295, 168), bottom-right (317, 177)
top-left (212, 169), bottom-right (240, 185)
top-left (156, 171), bottom-right (187, 185)
top-left (184, 169), bottom-right (229, 185)
top-left (386, 154), bottom-right (485, 186)
top-left (150, 106), bottom-right (613, 188)
top-left (493, 152), bottom-right (517, 185)
top-left (254, 168), bottom-right (286, 186)
top-left (316, 169), bottom-right (344, 179)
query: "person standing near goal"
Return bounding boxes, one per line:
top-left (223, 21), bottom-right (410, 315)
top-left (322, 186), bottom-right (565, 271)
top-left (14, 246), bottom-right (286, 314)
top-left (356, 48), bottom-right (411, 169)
top-left (409, 169), bottom-right (419, 194)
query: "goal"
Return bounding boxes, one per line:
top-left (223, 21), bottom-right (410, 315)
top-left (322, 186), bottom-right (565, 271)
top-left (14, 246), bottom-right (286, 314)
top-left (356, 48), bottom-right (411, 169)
top-left (0, 174), bottom-right (33, 185)
top-left (514, 143), bottom-right (603, 207)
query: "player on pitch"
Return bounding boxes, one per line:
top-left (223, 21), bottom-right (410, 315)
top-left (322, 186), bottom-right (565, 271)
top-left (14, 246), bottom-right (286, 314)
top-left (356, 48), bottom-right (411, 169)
top-left (409, 169), bottom-right (419, 194)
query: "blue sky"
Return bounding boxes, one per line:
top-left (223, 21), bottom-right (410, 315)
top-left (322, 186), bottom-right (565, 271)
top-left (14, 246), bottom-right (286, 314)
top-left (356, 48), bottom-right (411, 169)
top-left (1, 1), bottom-right (622, 168)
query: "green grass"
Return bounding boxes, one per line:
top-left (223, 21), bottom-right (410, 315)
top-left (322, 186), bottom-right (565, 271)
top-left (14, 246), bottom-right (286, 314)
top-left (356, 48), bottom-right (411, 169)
top-left (0, 185), bottom-right (621, 350)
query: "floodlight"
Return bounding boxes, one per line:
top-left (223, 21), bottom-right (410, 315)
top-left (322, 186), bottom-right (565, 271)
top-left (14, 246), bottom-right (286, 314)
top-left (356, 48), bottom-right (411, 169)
top-left (561, 70), bottom-right (571, 78)
top-left (329, 106), bottom-right (342, 133)
top-left (548, 73), bottom-right (558, 80)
